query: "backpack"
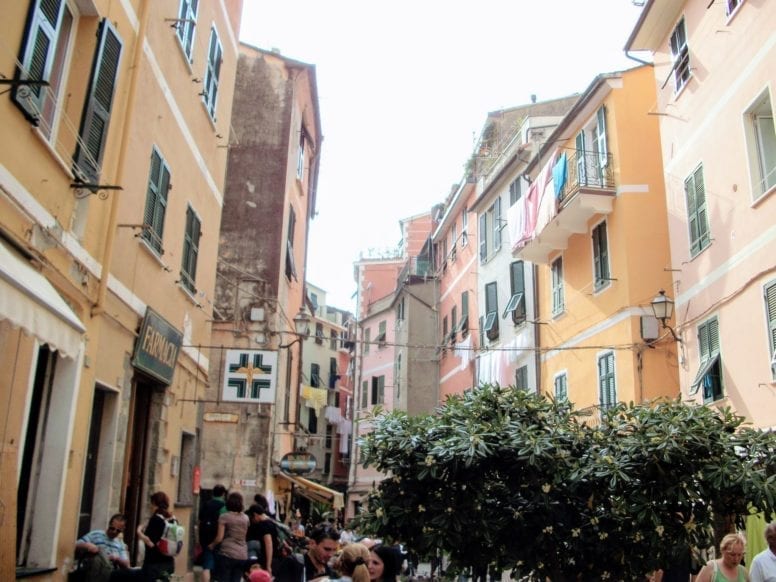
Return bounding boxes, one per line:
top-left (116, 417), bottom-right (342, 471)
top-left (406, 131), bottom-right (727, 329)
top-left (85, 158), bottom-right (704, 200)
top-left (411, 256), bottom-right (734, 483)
top-left (199, 497), bottom-right (225, 545)
top-left (157, 514), bottom-right (185, 557)
top-left (270, 518), bottom-right (293, 557)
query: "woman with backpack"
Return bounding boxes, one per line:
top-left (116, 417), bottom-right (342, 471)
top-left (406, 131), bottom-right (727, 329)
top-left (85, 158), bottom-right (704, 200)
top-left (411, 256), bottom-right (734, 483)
top-left (136, 491), bottom-right (176, 581)
top-left (208, 491), bottom-right (249, 582)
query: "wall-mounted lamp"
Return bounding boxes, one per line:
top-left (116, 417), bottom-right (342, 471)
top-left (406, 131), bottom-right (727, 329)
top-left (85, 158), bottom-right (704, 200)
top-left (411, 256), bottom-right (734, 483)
top-left (279, 308), bottom-right (311, 349)
top-left (650, 290), bottom-right (682, 343)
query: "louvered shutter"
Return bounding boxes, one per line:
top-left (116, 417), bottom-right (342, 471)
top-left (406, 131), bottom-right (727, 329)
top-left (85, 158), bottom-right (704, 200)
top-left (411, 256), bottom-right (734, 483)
top-left (479, 214), bottom-right (487, 261)
top-left (693, 166), bottom-right (709, 249)
top-left (767, 283), bottom-right (776, 362)
top-left (576, 132), bottom-right (587, 185)
top-left (596, 106), bottom-right (608, 177)
top-left (13, 0), bottom-right (65, 123)
top-left (74, 19), bottom-right (122, 183)
top-left (493, 197), bottom-right (502, 251)
top-left (598, 353), bottom-right (616, 410)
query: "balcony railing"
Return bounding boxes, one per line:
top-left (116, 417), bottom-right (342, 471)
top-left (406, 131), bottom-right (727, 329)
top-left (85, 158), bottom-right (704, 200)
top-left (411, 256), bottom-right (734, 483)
top-left (398, 256), bottom-right (433, 285)
top-left (558, 150), bottom-right (615, 205)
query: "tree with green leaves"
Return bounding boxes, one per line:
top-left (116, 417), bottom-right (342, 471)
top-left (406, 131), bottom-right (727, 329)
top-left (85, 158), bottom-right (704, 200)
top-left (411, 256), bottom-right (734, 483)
top-left (353, 385), bottom-right (776, 581)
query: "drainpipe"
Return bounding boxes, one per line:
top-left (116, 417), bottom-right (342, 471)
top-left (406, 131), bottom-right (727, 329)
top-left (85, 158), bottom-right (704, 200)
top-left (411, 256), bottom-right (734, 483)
top-left (624, 50), bottom-right (652, 67)
top-left (533, 264), bottom-right (542, 393)
top-left (92, 0), bottom-right (151, 316)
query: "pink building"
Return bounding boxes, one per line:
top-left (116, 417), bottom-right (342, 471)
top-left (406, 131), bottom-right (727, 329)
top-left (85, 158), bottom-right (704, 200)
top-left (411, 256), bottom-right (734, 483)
top-left (626, 0), bottom-right (776, 430)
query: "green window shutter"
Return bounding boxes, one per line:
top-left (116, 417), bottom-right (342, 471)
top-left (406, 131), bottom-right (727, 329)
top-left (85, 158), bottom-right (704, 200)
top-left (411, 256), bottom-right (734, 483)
top-left (13, 0), bottom-right (65, 123)
top-left (181, 206), bottom-right (200, 292)
top-left (593, 223), bottom-right (609, 286)
top-left (576, 131), bottom-right (587, 185)
top-left (596, 106), bottom-right (608, 170)
top-left (143, 149), bottom-right (170, 252)
top-left (598, 353), bottom-right (616, 410)
top-left (74, 18), bottom-right (122, 183)
top-left (203, 27), bottom-right (222, 118)
top-left (479, 214), bottom-right (487, 262)
top-left (687, 166), bottom-right (710, 255)
top-left (766, 283), bottom-right (776, 360)
top-left (493, 198), bottom-right (502, 251)
top-left (511, 261), bottom-right (525, 295)
top-left (177, 0), bottom-right (198, 60)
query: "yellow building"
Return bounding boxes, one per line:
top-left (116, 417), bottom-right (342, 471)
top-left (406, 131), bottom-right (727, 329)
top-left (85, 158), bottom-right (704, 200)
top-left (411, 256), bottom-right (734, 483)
top-left (0, 1), bottom-right (241, 578)
top-left (513, 65), bottom-right (679, 414)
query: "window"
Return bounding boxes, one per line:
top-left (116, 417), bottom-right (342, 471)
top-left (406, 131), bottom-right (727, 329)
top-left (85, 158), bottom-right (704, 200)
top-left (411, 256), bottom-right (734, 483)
top-left (551, 257), bottom-right (564, 316)
top-left (315, 322), bottom-right (324, 345)
top-left (310, 363), bottom-right (320, 388)
top-left (554, 373), bottom-right (568, 401)
top-left (329, 357), bottom-right (337, 389)
top-left (489, 198), bottom-right (502, 253)
top-left (142, 148), bottom-right (171, 253)
top-left (442, 316), bottom-right (449, 346)
top-left (725, 0), bottom-right (744, 18)
top-left (505, 261), bottom-right (526, 325)
top-left (13, 0), bottom-right (75, 140)
top-left (296, 130), bottom-right (306, 180)
top-left (575, 131), bottom-right (588, 186)
top-left (461, 206), bottom-right (468, 247)
top-left (308, 408), bottom-right (318, 433)
top-left (324, 452), bottom-right (331, 475)
top-left (766, 281), bottom-right (776, 379)
top-left (484, 281), bottom-right (499, 341)
top-left (177, 432), bottom-right (196, 505)
top-left (360, 380), bottom-right (368, 408)
top-left (363, 328), bottom-right (370, 354)
top-left (594, 106), bottom-right (608, 177)
top-left (509, 177), bottom-right (523, 206)
top-left (371, 375), bottom-right (385, 405)
top-left (692, 318), bottom-right (723, 402)
top-left (396, 297), bottom-right (405, 322)
top-left (180, 205), bottom-right (201, 293)
top-left (377, 320), bottom-right (387, 347)
top-left (451, 305), bottom-right (458, 343)
top-left (176, 0), bottom-right (198, 61)
top-left (202, 26), bottom-right (222, 119)
top-left (325, 424), bottom-right (333, 449)
top-left (669, 18), bottom-right (691, 93)
top-left (285, 206), bottom-right (297, 280)
top-left (330, 330), bottom-right (338, 350)
top-left (592, 221), bottom-right (610, 290)
top-left (479, 213), bottom-right (488, 262)
top-left (744, 91), bottom-right (776, 201)
top-left (598, 352), bottom-right (616, 412)
top-left (395, 353), bottom-right (402, 400)
top-left (310, 292), bottom-right (318, 315)
top-left (515, 366), bottom-right (528, 390)
top-left (685, 165), bottom-right (711, 256)
top-left (450, 223), bottom-right (457, 261)
top-left (73, 19), bottom-right (123, 184)
top-left (461, 291), bottom-right (469, 337)
top-left (478, 315), bottom-right (485, 349)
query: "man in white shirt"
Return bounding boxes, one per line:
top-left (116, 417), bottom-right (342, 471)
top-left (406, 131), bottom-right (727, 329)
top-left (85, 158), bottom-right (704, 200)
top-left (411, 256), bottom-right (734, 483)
top-left (750, 522), bottom-right (776, 582)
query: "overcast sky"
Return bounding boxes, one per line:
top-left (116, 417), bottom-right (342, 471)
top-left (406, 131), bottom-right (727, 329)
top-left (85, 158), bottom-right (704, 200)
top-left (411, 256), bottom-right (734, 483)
top-left (238, 1), bottom-right (647, 312)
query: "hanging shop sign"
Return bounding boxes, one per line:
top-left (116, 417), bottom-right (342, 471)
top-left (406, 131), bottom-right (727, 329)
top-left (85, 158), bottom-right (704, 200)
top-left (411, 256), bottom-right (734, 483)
top-left (132, 307), bottom-right (183, 385)
top-left (280, 451), bottom-right (317, 475)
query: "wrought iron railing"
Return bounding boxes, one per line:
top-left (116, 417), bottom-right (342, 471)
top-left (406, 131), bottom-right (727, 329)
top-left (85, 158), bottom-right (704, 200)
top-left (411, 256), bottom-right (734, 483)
top-left (398, 256), bottom-right (433, 284)
top-left (558, 150), bottom-right (615, 204)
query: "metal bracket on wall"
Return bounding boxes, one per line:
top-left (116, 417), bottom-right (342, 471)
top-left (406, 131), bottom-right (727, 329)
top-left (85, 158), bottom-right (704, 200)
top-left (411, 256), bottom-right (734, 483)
top-left (70, 182), bottom-right (122, 200)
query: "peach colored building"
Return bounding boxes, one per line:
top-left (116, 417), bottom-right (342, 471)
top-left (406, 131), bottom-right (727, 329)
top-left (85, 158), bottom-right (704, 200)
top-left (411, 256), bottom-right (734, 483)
top-left (625, 0), bottom-right (776, 428)
top-left (0, 0), bottom-right (241, 577)
top-left (514, 65), bottom-right (678, 414)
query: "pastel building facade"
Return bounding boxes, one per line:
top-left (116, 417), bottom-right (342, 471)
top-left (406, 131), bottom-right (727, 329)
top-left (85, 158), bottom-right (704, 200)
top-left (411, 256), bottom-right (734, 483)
top-left (514, 65), bottom-right (678, 413)
top-left (1, 0), bottom-right (241, 577)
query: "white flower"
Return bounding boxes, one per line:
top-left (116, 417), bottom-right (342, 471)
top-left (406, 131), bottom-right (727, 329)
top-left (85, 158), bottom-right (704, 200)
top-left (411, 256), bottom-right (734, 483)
top-left (656, 525), bottom-right (665, 537)
top-left (375, 508), bottom-right (384, 518)
top-left (571, 528), bottom-right (581, 538)
top-left (543, 526), bottom-right (553, 534)
top-left (599, 532), bottom-right (608, 540)
top-left (542, 483), bottom-right (552, 493)
top-left (425, 455), bottom-right (435, 466)
top-left (418, 505), bottom-right (426, 512)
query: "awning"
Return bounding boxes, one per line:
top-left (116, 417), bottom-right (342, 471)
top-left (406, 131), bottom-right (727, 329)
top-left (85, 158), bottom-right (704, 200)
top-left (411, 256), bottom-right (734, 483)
top-left (689, 353), bottom-right (720, 396)
top-left (0, 239), bottom-right (85, 359)
top-left (279, 471), bottom-right (344, 509)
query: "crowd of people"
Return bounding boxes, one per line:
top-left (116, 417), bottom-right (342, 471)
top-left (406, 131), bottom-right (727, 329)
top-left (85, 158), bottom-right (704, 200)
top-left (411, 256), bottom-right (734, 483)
top-left (73, 485), bottom-right (776, 581)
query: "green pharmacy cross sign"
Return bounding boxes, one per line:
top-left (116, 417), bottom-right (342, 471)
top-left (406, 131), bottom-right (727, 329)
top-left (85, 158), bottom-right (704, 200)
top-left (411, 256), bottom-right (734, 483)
top-left (222, 349), bottom-right (278, 403)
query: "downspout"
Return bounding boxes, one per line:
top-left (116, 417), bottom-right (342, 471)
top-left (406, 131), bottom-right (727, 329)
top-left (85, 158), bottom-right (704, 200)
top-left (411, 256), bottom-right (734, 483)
top-left (533, 264), bottom-right (542, 394)
top-left (624, 50), bottom-right (652, 67)
top-left (92, 0), bottom-right (152, 316)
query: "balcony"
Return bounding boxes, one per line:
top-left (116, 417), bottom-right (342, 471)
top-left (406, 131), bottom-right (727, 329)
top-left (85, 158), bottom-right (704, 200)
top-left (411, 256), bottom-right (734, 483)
top-left (517, 150), bottom-right (615, 264)
top-left (397, 256), bottom-right (433, 285)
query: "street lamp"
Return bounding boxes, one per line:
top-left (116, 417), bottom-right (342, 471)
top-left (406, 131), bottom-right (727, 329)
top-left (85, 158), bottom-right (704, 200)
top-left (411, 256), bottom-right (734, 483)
top-left (650, 290), bottom-right (682, 343)
top-left (279, 308), bottom-right (311, 349)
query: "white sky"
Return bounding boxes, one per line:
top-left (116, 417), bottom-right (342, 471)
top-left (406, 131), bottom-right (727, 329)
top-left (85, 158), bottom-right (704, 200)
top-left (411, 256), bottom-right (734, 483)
top-left (238, 1), bottom-right (647, 312)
